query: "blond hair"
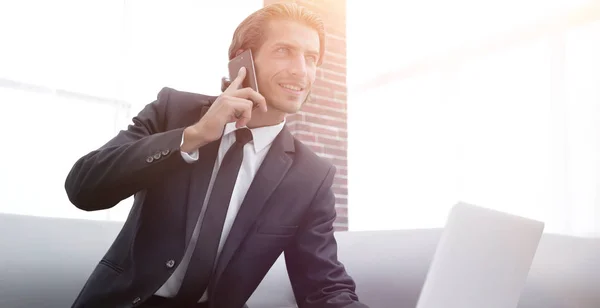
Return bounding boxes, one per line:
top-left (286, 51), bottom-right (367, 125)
top-left (228, 2), bottom-right (326, 66)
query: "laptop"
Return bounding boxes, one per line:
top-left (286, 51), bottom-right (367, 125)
top-left (415, 202), bottom-right (545, 308)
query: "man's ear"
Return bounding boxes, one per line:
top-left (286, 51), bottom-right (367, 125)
top-left (234, 49), bottom-right (245, 57)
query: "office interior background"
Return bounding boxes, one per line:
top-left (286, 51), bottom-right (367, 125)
top-left (0, 0), bottom-right (599, 237)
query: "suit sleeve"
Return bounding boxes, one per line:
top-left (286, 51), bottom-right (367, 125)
top-left (284, 166), bottom-right (369, 308)
top-left (64, 88), bottom-right (191, 211)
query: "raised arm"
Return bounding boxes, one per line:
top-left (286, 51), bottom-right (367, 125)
top-left (64, 88), bottom-right (189, 211)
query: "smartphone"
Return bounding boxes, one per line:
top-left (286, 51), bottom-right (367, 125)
top-left (228, 49), bottom-right (259, 92)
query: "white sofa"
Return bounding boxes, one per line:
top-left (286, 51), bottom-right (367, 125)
top-left (0, 213), bottom-right (598, 307)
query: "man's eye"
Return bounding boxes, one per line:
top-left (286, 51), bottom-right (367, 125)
top-left (277, 47), bottom-right (289, 53)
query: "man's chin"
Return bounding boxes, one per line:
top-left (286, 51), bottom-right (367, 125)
top-left (282, 102), bottom-right (304, 114)
top-left (267, 98), bottom-right (305, 114)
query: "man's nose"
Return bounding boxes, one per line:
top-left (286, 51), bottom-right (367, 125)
top-left (289, 56), bottom-right (308, 77)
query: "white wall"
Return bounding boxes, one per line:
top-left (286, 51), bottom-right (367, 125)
top-left (0, 0), bottom-right (263, 221)
top-left (347, 1), bottom-right (600, 236)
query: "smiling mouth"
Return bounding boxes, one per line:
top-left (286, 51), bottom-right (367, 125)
top-left (279, 83), bottom-right (304, 92)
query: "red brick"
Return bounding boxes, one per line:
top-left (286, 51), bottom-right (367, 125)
top-left (332, 185), bottom-right (348, 196)
top-left (320, 61), bottom-right (346, 75)
top-left (333, 176), bottom-right (347, 186)
top-left (322, 52), bottom-right (346, 68)
top-left (336, 199), bottom-right (348, 207)
top-left (322, 69), bottom-right (346, 84)
top-left (327, 26), bottom-right (346, 38)
top-left (314, 79), bottom-right (347, 93)
top-left (330, 157), bottom-right (347, 168)
top-left (324, 36), bottom-right (346, 55)
top-left (336, 206), bottom-right (348, 216)
top-left (334, 91), bottom-right (347, 101)
top-left (324, 49), bottom-right (346, 60)
top-left (335, 216), bottom-right (348, 225)
top-left (307, 143), bottom-right (324, 153)
top-left (301, 104), bottom-right (346, 119)
top-left (293, 132), bottom-right (316, 142)
top-left (333, 225), bottom-right (347, 232)
top-left (315, 67), bottom-right (324, 79)
top-left (294, 123), bottom-right (338, 137)
top-left (326, 147), bottom-right (347, 158)
top-left (305, 115), bottom-right (346, 128)
top-left (287, 113), bottom-right (303, 123)
top-left (311, 85), bottom-right (334, 99)
top-left (316, 135), bottom-right (346, 148)
top-left (310, 95), bottom-right (346, 110)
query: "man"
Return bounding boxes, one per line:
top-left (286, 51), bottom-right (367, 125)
top-left (65, 3), bottom-right (367, 308)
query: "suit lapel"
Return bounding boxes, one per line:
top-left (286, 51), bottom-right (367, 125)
top-left (209, 126), bottom-right (296, 296)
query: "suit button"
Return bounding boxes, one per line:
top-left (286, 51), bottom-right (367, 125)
top-left (146, 156), bottom-right (154, 163)
top-left (132, 297), bottom-right (141, 305)
top-left (161, 149), bottom-right (170, 156)
top-left (153, 153), bottom-right (161, 160)
top-left (166, 259), bottom-right (175, 268)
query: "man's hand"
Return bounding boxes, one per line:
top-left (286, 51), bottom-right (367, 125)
top-left (181, 67), bottom-right (267, 153)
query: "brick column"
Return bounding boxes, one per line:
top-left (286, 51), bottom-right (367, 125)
top-left (263, 0), bottom-right (348, 230)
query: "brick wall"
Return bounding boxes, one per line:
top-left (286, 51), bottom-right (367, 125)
top-left (263, 0), bottom-right (348, 231)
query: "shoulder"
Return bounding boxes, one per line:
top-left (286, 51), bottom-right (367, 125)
top-left (291, 135), bottom-right (336, 179)
top-left (149, 87), bottom-right (218, 129)
top-left (156, 87), bottom-right (218, 113)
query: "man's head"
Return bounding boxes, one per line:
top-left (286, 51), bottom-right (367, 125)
top-left (228, 3), bottom-right (325, 115)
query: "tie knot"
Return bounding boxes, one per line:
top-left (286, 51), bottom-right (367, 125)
top-left (235, 128), bottom-right (253, 145)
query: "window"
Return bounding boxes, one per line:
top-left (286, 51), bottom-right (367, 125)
top-left (0, 0), bottom-right (263, 221)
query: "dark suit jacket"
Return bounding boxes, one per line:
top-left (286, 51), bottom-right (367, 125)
top-left (65, 87), bottom-right (366, 308)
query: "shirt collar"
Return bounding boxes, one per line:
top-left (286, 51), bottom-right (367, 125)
top-left (223, 119), bottom-right (286, 153)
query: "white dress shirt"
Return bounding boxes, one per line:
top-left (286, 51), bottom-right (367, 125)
top-left (154, 120), bottom-right (285, 302)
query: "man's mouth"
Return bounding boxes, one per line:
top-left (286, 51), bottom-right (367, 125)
top-left (279, 83), bottom-right (304, 93)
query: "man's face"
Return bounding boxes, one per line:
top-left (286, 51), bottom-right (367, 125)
top-left (252, 19), bottom-right (320, 114)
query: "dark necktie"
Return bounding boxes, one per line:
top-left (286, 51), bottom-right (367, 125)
top-left (175, 128), bottom-right (253, 306)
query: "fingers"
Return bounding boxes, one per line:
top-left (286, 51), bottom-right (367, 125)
top-left (222, 67), bottom-right (268, 113)
top-left (226, 97), bottom-right (253, 127)
top-left (224, 67), bottom-right (246, 93)
top-left (231, 87), bottom-right (268, 112)
top-left (236, 113), bottom-right (251, 128)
